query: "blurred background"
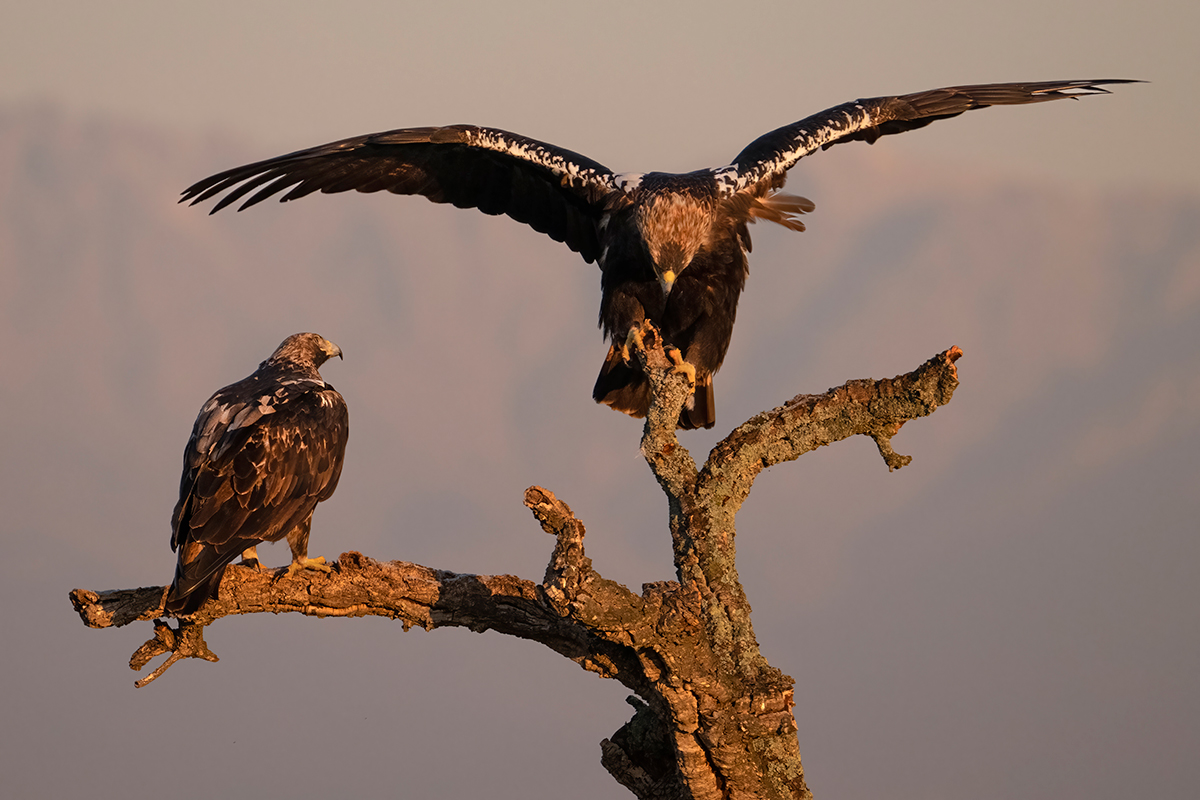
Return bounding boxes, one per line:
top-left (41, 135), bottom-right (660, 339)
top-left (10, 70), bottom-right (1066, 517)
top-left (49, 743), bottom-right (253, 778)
top-left (2, 2), bottom-right (1197, 798)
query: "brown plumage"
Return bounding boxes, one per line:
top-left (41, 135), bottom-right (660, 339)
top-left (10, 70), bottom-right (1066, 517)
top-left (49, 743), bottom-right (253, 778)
top-left (182, 80), bottom-right (1135, 429)
top-left (165, 333), bottom-right (349, 616)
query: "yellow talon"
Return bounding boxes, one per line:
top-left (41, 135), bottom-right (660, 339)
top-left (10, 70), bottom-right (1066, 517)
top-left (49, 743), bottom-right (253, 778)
top-left (667, 348), bottom-right (696, 388)
top-left (285, 556), bottom-right (332, 577)
top-left (621, 326), bottom-right (647, 364)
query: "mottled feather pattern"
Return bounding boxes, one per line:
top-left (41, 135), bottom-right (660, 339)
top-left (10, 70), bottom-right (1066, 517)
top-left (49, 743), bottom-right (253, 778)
top-left (165, 334), bottom-right (348, 615)
top-left (181, 124), bottom-right (621, 262)
top-left (724, 80), bottom-right (1135, 193)
top-left (637, 192), bottom-right (714, 271)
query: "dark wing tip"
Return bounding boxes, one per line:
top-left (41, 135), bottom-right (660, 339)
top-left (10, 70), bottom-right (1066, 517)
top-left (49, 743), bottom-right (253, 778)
top-left (900, 78), bottom-right (1143, 116)
top-left (180, 165), bottom-right (291, 214)
top-left (1032, 78), bottom-right (1144, 94)
top-left (178, 131), bottom-right (405, 213)
top-left (986, 78), bottom-right (1144, 101)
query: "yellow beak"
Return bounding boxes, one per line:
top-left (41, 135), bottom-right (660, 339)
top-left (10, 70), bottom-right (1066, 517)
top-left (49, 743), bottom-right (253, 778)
top-left (660, 270), bottom-right (676, 296)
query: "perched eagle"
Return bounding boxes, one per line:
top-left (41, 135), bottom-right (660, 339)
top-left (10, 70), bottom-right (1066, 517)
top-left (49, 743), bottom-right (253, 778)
top-left (165, 333), bottom-right (349, 616)
top-left (183, 79), bottom-right (1133, 428)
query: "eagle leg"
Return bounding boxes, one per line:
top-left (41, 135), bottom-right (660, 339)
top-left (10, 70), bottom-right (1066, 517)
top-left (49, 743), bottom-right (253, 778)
top-left (283, 517), bottom-right (332, 577)
top-left (239, 545), bottom-right (263, 571)
top-left (666, 347), bottom-right (697, 389)
top-left (620, 325), bottom-right (647, 365)
top-left (625, 323), bottom-right (695, 389)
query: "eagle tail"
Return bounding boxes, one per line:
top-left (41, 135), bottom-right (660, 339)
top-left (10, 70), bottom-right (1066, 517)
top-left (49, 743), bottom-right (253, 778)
top-left (593, 347), bottom-right (650, 418)
top-left (682, 372), bottom-right (716, 430)
top-left (164, 537), bottom-right (255, 616)
top-left (164, 564), bottom-right (227, 616)
top-left (592, 346), bottom-right (716, 430)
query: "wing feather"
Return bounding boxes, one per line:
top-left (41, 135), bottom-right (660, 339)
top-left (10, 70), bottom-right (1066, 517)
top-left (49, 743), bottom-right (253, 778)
top-left (723, 79), bottom-right (1139, 195)
top-left (167, 376), bottom-right (348, 611)
top-left (182, 125), bottom-right (621, 262)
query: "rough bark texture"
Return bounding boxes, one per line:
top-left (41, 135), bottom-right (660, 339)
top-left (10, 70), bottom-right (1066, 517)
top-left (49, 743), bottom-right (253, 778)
top-left (70, 324), bottom-right (962, 799)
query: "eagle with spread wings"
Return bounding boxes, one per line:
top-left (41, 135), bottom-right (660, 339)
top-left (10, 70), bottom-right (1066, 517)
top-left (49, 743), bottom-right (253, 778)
top-left (165, 333), bottom-right (349, 616)
top-left (183, 80), bottom-right (1133, 428)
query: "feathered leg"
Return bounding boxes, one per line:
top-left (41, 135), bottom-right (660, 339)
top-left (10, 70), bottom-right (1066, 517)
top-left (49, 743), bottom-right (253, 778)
top-left (239, 546), bottom-right (263, 570)
top-left (284, 514), bottom-right (331, 577)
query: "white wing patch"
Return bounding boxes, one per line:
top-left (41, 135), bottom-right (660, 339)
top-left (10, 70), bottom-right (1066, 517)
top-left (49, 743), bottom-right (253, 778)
top-left (463, 128), bottom-right (617, 193)
top-left (723, 103), bottom-right (878, 196)
top-left (613, 172), bottom-right (644, 192)
top-left (710, 166), bottom-right (739, 196)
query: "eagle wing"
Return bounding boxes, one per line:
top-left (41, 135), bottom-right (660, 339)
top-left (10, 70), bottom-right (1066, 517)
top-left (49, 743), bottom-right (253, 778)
top-left (720, 79), bottom-right (1139, 194)
top-left (167, 377), bottom-right (349, 611)
top-left (181, 125), bottom-right (622, 262)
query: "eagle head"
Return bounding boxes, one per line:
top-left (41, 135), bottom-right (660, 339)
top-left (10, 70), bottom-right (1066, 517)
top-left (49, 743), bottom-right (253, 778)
top-left (636, 192), bottom-right (712, 296)
top-left (268, 332), bottom-right (343, 371)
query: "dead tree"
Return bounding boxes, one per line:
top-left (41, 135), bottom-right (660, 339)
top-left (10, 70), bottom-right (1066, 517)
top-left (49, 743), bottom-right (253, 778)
top-left (70, 323), bottom-right (962, 800)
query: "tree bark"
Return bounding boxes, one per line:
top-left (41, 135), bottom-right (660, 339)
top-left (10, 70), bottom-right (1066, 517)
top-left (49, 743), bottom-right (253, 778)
top-left (70, 325), bottom-right (962, 800)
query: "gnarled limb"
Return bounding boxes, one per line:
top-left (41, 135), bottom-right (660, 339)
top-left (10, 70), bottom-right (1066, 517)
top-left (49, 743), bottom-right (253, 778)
top-left (70, 333), bottom-right (962, 800)
top-left (129, 619), bottom-right (218, 687)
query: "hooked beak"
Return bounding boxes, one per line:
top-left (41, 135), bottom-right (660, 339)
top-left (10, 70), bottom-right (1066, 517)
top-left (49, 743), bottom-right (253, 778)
top-left (655, 241), bottom-right (688, 297)
top-left (323, 339), bottom-right (344, 360)
top-left (659, 269), bottom-right (676, 296)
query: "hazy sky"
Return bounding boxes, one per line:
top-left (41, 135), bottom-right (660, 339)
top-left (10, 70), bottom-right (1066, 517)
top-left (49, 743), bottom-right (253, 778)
top-left (3, 0), bottom-right (1196, 189)
top-left (3, 3), bottom-right (1197, 799)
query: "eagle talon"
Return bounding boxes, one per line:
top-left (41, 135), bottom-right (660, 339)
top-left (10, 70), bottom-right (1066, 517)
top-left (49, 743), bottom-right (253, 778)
top-left (284, 556), bottom-right (332, 578)
top-left (667, 348), bottom-right (697, 388)
top-left (238, 546), bottom-right (264, 571)
top-left (620, 326), bottom-right (647, 365)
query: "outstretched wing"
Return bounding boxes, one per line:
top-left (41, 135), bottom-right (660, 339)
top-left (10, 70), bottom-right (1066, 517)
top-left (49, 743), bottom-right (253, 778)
top-left (168, 379), bottom-right (349, 609)
top-left (719, 79), bottom-right (1138, 194)
top-left (182, 125), bottom-right (623, 262)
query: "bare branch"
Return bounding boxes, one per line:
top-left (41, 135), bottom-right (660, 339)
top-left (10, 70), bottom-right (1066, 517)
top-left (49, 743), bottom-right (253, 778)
top-left (626, 321), bottom-right (710, 598)
top-left (73, 552), bottom-right (544, 632)
top-left (526, 486), bottom-right (591, 613)
top-left (71, 504), bottom-right (647, 691)
top-left (130, 620), bottom-right (219, 688)
top-left (701, 346), bottom-right (963, 514)
top-left (634, 320), bottom-right (700, 497)
top-left (70, 586), bottom-right (166, 628)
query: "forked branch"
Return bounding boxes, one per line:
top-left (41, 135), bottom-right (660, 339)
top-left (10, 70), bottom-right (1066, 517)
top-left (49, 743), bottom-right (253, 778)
top-left (70, 333), bottom-right (963, 800)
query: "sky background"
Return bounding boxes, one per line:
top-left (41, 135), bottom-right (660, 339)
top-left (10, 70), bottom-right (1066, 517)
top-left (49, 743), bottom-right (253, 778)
top-left (2, 2), bottom-right (1198, 799)
top-left (4, 0), bottom-right (1197, 191)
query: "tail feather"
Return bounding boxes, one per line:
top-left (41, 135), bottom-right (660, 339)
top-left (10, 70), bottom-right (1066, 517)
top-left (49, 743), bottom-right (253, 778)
top-left (164, 536), bottom-right (257, 616)
top-left (593, 347), bottom-right (650, 418)
top-left (164, 564), bottom-right (227, 616)
top-left (682, 372), bottom-right (715, 430)
top-left (592, 345), bottom-right (716, 430)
